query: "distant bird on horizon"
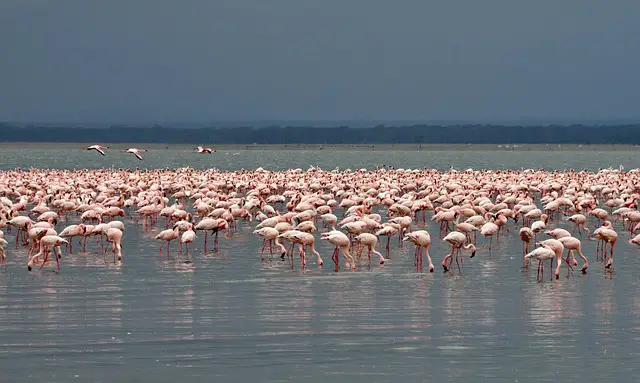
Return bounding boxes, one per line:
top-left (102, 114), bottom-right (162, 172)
top-left (121, 148), bottom-right (147, 160)
top-left (195, 146), bottom-right (215, 154)
top-left (86, 145), bottom-right (109, 156)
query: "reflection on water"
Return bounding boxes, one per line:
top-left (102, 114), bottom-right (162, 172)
top-left (0, 150), bottom-right (639, 381)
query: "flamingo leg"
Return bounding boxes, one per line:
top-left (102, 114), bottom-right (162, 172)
top-left (386, 236), bottom-right (391, 259)
top-left (260, 239), bottom-right (267, 258)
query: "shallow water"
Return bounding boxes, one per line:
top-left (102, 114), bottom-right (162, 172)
top-left (0, 149), bottom-right (639, 382)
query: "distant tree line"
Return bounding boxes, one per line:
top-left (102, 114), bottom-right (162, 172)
top-left (0, 123), bottom-right (638, 145)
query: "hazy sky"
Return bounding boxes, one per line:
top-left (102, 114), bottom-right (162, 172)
top-left (1, 0), bottom-right (638, 123)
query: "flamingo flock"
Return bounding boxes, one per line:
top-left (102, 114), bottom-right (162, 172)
top-left (84, 144), bottom-right (217, 160)
top-left (0, 164), bottom-right (638, 280)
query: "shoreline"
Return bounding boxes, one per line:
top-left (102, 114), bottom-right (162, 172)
top-left (0, 142), bottom-right (638, 151)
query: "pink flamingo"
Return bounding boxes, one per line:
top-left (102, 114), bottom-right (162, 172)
top-left (86, 145), bottom-right (109, 156)
top-left (441, 231), bottom-right (476, 273)
top-left (121, 148), bottom-right (147, 160)
top-left (28, 235), bottom-right (68, 272)
top-left (195, 146), bottom-right (215, 153)
top-left (353, 233), bottom-right (385, 265)
top-left (403, 230), bottom-right (434, 272)
top-left (321, 230), bottom-right (354, 271)
top-left (105, 227), bottom-right (123, 263)
top-left (253, 227), bottom-right (286, 259)
top-left (557, 236), bottom-right (588, 272)
top-left (180, 228), bottom-right (197, 256)
top-left (155, 224), bottom-right (180, 259)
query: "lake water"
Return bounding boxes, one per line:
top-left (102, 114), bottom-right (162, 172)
top-left (0, 148), bottom-right (639, 382)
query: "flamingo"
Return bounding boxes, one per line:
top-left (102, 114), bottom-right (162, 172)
top-left (375, 224), bottom-right (399, 259)
top-left (544, 228), bottom-right (571, 239)
top-left (403, 230), bottom-right (434, 272)
top-left (592, 223), bottom-right (618, 269)
top-left (353, 233), bottom-right (385, 265)
top-left (520, 227), bottom-right (534, 266)
top-left (154, 224), bottom-right (180, 258)
top-left (195, 146), bottom-right (215, 153)
top-left (567, 214), bottom-right (590, 238)
top-left (180, 228), bottom-right (196, 255)
top-left (105, 227), bottom-right (123, 263)
top-left (253, 227), bottom-right (286, 259)
top-left (534, 238), bottom-right (568, 279)
top-left (0, 238), bottom-right (6, 265)
top-left (121, 148), bottom-right (147, 160)
top-left (289, 231), bottom-right (323, 268)
top-left (28, 235), bottom-right (68, 272)
top-left (86, 145), bottom-right (109, 156)
top-left (195, 218), bottom-right (228, 253)
top-left (480, 219), bottom-right (498, 252)
top-left (441, 231), bottom-right (476, 273)
top-left (525, 247), bottom-right (557, 280)
top-left (557, 236), bottom-right (588, 272)
top-left (321, 230), bottom-right (354, 271)
top-left (59, 224), bottom-right (87, 254)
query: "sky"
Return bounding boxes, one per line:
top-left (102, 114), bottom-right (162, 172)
top-left (1, 0), bottom-right (639, 123)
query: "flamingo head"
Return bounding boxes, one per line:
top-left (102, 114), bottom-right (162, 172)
top-left (465, 243), bottom-right (477, 258)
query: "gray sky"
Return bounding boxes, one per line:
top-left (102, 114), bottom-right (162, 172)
top-left (1, 0), bottom-right (638, 123)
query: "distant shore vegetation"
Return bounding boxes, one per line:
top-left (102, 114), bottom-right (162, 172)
top-left (0, 123), bottom-right (637, 145)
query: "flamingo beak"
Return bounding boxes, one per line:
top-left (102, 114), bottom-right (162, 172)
top-left (470, 250), bottom-right (476, 258)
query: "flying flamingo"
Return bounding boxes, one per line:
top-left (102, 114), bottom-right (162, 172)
top-left (121, 148), bottom-right (147, 160)
top-left (86, 145), bottom-right (109, 156)
top-left (195, 146), bottom-right (215, 153)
